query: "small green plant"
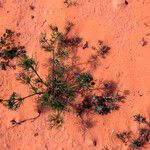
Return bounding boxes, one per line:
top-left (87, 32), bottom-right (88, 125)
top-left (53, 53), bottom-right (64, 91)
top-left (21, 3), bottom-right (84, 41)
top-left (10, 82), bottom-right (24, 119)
top-left (0, 24), bottom-right (94, 125)
top-left (116, 114), bottom-right (150, 150)
top-left (3, 92), bottom-right (23, 110)
top-left (139, 128), bottom-right (150, 142)
top-left (64, 0), bottom-right (78, 7)
top-left (134, 114), bottom-right (146, 124)
top-left (129, 139), bottom-right (142, 150)
top-left (116, 131), bottom-right (131, 143)
top-left (0, 23), bottom-right (124, 129)
top-left (92, 40), bottom-right (110, 58)
top-left (0, 29), bottom-right (26, 70)
top-left (65, 22), bottom-right (74, 35)
top-left (49, 114), bottom-right (64, 128)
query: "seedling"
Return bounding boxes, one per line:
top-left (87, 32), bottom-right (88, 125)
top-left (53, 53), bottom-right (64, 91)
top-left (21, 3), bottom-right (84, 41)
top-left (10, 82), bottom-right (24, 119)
top-left (92, 40), bottom-right (110, 58)
top-left (139, 128), bottom-right (150, 143)
top-left (134, 114), bottom-right (146, 124)
top-left (49, 114), bottom-right (64, 128)
top-left (116, 115), bottom-right (150, 150)
top-left (116, 131), bottom-right (131, 143)
top-left (90, 80), bottom-right (96, 86)
top-left (65, 22), bottom-right (74, 35)
top-left (134, 114), bottom-right (150, 127)
top-left (2, 92), bottom-right (23, 110)
top-left (129, 139), bottom-right (142, 150)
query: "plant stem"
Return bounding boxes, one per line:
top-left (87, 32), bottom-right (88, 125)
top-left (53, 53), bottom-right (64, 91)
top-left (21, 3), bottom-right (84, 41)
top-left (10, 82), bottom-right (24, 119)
top-left (52, 48), bottom-right (55, 99)
top-left (15, 92), bottom-right (43, 101)
top-left (28, 82), bottom-right (37, 91)
top-left (31, 66), bottom-right (47, 86)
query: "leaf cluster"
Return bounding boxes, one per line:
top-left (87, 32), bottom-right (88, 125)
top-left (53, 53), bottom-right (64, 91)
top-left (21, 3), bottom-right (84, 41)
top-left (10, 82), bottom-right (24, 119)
top-left (92, 40), bottom-right (110, 58)
top-left (0, 29), bottom-right (26, 70)
top-left (0, 24), bottom-right (120, 129)
top-left (116, 114), bottom-right (150, 150)
top-left (76, 81), bottom-right (124, 116)
top-left (2, 92), bottom-right (23, 110)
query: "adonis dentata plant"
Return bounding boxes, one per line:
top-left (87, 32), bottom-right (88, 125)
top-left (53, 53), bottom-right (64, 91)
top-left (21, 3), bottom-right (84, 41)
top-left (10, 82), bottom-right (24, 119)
top-left (0, 23), bottom-right (125, 128)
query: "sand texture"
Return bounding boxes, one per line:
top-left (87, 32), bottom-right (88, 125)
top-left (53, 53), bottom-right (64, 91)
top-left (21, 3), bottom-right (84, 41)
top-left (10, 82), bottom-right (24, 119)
top-left (0, 0), bottom-right (150, 150)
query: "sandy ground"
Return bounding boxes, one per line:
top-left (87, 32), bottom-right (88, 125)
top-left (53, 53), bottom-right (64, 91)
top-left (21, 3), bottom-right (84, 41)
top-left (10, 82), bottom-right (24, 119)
top-left (0, 0), bottom-right (150, 149)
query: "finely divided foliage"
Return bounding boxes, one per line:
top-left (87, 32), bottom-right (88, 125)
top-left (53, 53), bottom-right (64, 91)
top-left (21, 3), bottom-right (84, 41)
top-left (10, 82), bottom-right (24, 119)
top-left (0, 23), bottom-right (125, 128)
top-left (0, 29), bottom-right (26, 70)
top-left (116, 114), bottom-right (150, 150)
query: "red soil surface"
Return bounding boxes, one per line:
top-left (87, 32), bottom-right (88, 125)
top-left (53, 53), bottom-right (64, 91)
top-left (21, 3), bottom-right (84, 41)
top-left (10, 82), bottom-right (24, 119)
top-left (0, 0), bottom-right (150, 149)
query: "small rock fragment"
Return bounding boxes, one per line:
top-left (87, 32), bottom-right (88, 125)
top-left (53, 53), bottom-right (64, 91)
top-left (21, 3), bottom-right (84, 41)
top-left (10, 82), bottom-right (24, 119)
top-left (125, 0), bottom-right (128, 5)
top-left (83, 41), bottom-right (88, 49)
top-left (34, 133), bottom-right (39, 137)
top-left (141, 38), bottom-right (147, 46)
top-left (93, 139), bottom-right (97, 146)
top-left (29, 5), bottom-right (35, 10)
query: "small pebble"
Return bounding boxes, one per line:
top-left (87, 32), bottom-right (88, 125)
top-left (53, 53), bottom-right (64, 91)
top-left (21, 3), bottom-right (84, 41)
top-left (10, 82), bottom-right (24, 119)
top-left (141, 38), bottom-right (147, 46)
top-left (31, 15), bottom-right (35, 19)
top-left (29, 5), bottom-right (35, 10)
top-left (34, 133), bottom-right (39, 137)
top-left (125, 0), bottom-right (128, 5)
top-left (93, 139), bottom-right (97, 146)
top-left (83, 41), bottom-right (88, 49)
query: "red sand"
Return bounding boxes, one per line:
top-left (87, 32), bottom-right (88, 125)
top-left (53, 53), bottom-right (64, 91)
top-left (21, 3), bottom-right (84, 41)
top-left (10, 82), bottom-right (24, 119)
top-left (0, 0), bottom-right (150, 149)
